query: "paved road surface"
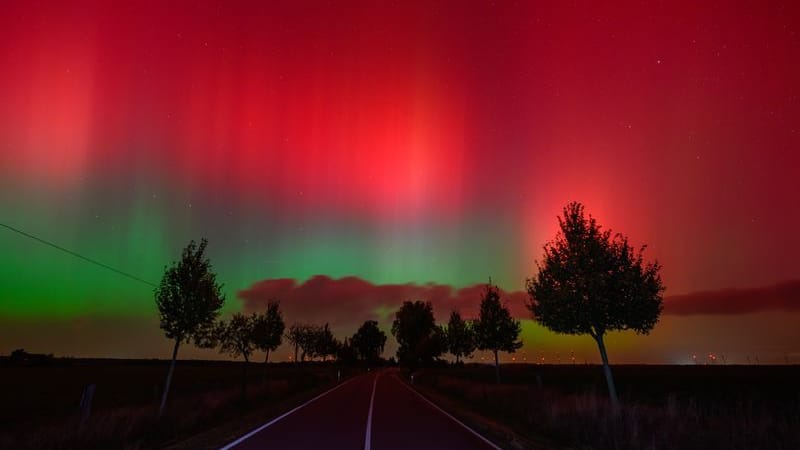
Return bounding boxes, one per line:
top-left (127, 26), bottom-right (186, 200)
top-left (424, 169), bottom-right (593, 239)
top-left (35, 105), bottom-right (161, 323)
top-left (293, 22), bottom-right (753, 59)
top-left (221, 369), bottom-right (500, 450)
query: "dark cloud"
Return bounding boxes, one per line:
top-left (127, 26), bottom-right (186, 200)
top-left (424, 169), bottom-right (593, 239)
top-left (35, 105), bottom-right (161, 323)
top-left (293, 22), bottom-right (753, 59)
top-left (238, 276), bottom-right (800, 332)
top-left (663, 280), bottom-right (800, 315)
top-left (237, 275), bottom-right (531, 333)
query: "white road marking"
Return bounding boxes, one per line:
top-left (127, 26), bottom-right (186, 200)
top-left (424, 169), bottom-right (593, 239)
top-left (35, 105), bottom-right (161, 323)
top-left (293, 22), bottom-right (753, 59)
top-left (218, 376), bottom-right (359, 450)
top-left (364, 372), bottom-right (379, 450)
top-left (394, 374), bottom-right (504, 450)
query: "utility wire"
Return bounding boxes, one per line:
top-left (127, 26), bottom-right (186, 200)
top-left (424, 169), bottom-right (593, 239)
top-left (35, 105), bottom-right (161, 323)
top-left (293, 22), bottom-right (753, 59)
top-left (0, 221), bottom-right (157, 288)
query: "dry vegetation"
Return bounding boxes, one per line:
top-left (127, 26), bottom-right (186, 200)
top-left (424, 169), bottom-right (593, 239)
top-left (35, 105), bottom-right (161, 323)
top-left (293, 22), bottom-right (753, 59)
top-left (414, 364), bottom-right (800, 450)
top-left (0, 358), bottom-right (346, 449)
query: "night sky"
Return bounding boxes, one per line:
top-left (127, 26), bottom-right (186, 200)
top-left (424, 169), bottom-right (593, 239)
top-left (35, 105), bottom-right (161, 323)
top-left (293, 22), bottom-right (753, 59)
top-left (2, 1), bottom-right (799, 363)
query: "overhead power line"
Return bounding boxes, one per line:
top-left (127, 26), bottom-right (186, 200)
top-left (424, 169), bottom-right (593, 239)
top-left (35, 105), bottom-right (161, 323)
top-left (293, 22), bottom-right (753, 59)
top-left (0, 221), bottom-right (157, 288)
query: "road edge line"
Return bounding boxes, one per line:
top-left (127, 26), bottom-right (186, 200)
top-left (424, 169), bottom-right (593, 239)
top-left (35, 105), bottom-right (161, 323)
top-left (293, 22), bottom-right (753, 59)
top-left (364, 372), bottom-right (379, 450)
top-left (218, 375), bottom-right (359, 450)
top-left (395, 374), bottom-right (504, 450)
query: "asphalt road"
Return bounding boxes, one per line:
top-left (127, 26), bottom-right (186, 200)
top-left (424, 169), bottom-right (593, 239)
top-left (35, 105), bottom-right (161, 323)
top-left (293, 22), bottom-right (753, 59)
top-left (220, 369), bottom-right (501, 450)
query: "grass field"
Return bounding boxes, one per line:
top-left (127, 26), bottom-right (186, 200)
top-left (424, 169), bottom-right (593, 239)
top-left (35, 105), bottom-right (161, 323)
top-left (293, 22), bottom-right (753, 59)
top-left (413, 364), bottom-right (800, 450)
top-left (0, 358), bottom-right (348, 449)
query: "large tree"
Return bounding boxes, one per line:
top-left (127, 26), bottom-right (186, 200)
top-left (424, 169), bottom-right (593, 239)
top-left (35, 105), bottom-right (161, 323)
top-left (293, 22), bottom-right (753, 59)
top-left (351, 320), bottom-right (388, 363)
top-left (527, 202), bottom-right (664, 412)
top-left (391, 301), bottom-right (443, 369)
top-left (251, 300), bottom-right (285, 373)
top-left (216, 313), bottom-right (258, 401)
top-left (155, 239), bottom-right (225, 417)
top-left (474, 282), bottom-right (522, 384)
top-left (446, 311), bottom-right (476, 364)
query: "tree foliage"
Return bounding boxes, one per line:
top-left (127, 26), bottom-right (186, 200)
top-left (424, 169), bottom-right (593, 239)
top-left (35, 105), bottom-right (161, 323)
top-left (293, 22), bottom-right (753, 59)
top-left (526, 202), bottom-right (664, 409)
top-left (391, 301), bottom-right (443, 368)
top-left (286, 323), bottom-right (338, 362)
top-left (251, 300), bottom-right (285, 362)
top-left (216, 313), bottom-right (258, 362)
top-left (155, 239), bottom-right (225, 345)
top-left (337, 337), bottom-right (359, 365)
top-left (474, 282), bottom-right (522, 354)
top-left (285, 323), bottom-right (307, 363)
top-left (526, 202), bottom-right (664, 337)
top-left (311, 323), bottom-right (339, 360)
top-left (445, 311), bottom-right (476, 364)
top-left (474, 281), bottom-right (522, 383)
top-left (351, 320), bottom-right (387, 362)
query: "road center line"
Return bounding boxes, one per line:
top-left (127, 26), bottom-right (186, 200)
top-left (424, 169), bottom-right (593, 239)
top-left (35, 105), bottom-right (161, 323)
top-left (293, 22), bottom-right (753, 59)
top-left (394, 374), bottom-right (504, 450)
top-left (364, 372), bottom-right (379, 450)
top-left (218, 375), bottom-right (359, 450)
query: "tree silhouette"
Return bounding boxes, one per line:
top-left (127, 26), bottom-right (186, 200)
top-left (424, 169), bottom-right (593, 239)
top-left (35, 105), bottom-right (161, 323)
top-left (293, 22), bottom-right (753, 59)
top-left (351, 320), bottom-right (387, 363)
top-left (286, 323), bottom-right (309, 363)
top-left (474, 281), bottom-right (522, 384)
top-left (251, 300), bottom-right (285, 380)
top-left (311, 323), bottom-right (339, 361)
top-left (155, 239), bottom-right (224, 417)
top-left (285, 323), bottom-right (338, 362)
top-left (391, 301), bottom-right (443, 369)
top-left (336, 337), bottom-right (359, 365)
top-left (298, 324), bottom-right (319, 361)
top-left (526, 202), bottom-right (664, 412)
top-left (446, 311), bottom-right (476, 364)
top-left (217, 313), bottom-right (258, 401)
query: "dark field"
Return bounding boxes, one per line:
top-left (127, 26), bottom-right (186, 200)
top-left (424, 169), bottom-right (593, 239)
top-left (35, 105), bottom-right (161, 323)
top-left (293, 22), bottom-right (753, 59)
top-left (4, 360), bottom-right (799, 450)
top-left (414, 364), bottom-right (800, 450)
top-left (0, 358), bottom-right (346, 449)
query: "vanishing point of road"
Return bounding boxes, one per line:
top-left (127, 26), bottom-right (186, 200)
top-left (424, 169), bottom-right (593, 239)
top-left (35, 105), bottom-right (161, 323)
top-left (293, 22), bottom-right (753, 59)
top-left (219, 368), bottom-right (502, 450)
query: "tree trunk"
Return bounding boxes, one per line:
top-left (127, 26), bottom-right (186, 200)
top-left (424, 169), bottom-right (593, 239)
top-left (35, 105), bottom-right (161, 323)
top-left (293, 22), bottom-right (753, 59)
top-left (595, 333), bottom-right (620, 414)
top-left (263, 349), bottom-right (270, 384)
top-left (494, 349), bottom-right (500, 384)
top-left (293, 343), bottom-right (299, 365)
top-left (158, 339), bottom-right (180, 418)
top-left (240, 355), bottom-right (248, 402)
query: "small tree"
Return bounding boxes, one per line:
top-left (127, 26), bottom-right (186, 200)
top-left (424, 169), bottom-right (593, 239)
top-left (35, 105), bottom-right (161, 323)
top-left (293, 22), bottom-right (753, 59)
top-left (155, 239), bottom-right (225, 417)
top-left (391, 301), bottom-right (443, 369)
top-left (527, 202), bottom-right (664, 412)
top-left (285, 323), bottom-right (308, 363)
top-left (337, 337), bottom-right (359, 365)
top-left (311, 323), bottom-right (339, 361)
top-left (251, 300), bottom-right (285, 380)
top-left (446, 311), bottom-right (476, 364)
top-left (351, 320), bottom-right (388, 363)
top-left (298, 324), bottom-right (322, 361)
top-left (474, 281), bottom-right (522, 384)
top-left (217, 313), bottom-right (258, 401)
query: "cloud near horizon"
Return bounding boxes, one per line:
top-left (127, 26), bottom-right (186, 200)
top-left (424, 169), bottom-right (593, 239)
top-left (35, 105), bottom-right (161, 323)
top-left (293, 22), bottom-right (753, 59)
top-left (237, 275), bottom-right (530, 332)
top-left (238, 276), bottom-right (800, 331)
top-left (3, 278), bottom-right (798, 363)
top-left (663, 280), bottom-right (800, 316)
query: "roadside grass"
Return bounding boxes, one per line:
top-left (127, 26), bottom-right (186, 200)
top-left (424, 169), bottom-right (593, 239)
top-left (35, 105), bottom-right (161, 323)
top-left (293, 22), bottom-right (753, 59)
top-left (413, 364), bottom-right (800, 450)
top-left (0, 359), bottom-right (351, 450)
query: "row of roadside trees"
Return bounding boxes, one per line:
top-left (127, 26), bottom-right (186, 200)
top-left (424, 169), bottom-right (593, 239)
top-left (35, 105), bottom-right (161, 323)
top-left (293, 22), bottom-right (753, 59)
top-left (391, 282), bottom-right (523, 384)
top-left (153, 241), bottom-right (391, 416)
top-left (154, 201), bottom-right (664, 416)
